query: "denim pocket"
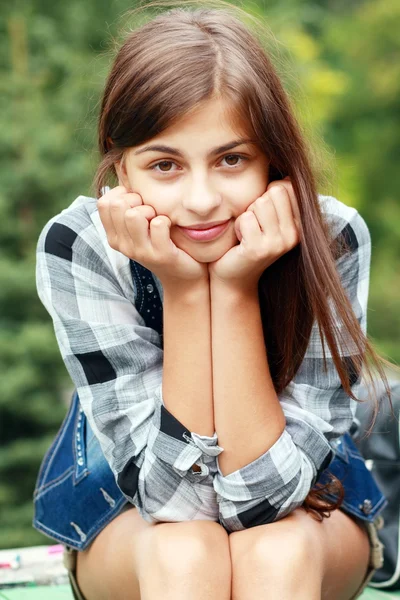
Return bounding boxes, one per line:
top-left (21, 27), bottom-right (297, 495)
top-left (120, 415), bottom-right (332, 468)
top-left (33, 390), bottom-right (127, 550)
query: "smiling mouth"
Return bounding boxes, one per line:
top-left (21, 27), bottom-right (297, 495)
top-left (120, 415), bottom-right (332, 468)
top-left (178, 220), bottom-right (231, 242)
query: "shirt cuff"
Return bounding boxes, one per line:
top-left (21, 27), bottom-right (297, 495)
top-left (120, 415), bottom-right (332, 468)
top-left (213, 425), bottom-right (332, 503)
top-left (148, 384), bottom-right (224, 478)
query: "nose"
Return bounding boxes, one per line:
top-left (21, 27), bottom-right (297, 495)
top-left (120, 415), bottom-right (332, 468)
top-left (181, 174), bottom-right (222, 216)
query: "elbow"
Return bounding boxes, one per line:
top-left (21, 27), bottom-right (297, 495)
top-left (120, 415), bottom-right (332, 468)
top-left (218, 496), bottom-right (282, 533)
top-left (217, 455), bottom-right (316, 532)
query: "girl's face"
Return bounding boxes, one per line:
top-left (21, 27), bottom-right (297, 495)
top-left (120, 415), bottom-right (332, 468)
top-left (117, 97), bottom-right (270, 263)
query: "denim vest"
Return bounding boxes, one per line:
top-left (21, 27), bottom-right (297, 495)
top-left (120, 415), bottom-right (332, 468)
top-left (32, 260), bottom-right (387, 551)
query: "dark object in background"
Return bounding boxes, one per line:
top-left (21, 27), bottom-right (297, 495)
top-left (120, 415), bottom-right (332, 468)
top-left (354, 380), bottom-right (400, 590)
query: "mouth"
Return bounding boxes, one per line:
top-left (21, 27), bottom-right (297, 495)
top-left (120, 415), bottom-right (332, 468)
top-left (177, 219), bottom-right (231, 242)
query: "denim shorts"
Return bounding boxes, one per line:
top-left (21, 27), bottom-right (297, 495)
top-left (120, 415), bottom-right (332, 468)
top-left (62, 507), bottom-right (385, 600)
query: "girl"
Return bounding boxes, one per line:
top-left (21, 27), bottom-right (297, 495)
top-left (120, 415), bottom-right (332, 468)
top-left (33, 1), bottom-right (394, 598)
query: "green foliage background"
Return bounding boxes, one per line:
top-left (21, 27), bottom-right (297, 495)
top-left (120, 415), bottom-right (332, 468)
top-left (0, 0), bottom-right (398, 548)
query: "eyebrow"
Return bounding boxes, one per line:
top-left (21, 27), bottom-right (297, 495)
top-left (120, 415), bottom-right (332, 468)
top-left (133, 137), bottom-right (258, 157)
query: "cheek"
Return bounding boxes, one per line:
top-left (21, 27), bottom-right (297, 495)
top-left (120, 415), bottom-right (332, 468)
top-left (127, 172), bottom-right (174, 213)
top-left (140, 191), bottom-right (176, 217)
top-left (231, 168), bottom-right (269, 207)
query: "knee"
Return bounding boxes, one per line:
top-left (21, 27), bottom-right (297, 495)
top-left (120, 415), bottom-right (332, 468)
top-left (149, 520), bottom-right (231, 576)
top-left (230, 514), bottom-right (322, 577)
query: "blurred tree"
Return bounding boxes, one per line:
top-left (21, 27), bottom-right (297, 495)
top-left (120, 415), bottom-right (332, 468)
top-left (0, 0), bottom-right (133, 548)
top-left (0, 0), bottom-right (398, 548)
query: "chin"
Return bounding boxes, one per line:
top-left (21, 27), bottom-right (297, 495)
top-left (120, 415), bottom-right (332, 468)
top-left (172, 225), bottom-right (238, 263)
top-left (183, 240), bottom-right (236, 264)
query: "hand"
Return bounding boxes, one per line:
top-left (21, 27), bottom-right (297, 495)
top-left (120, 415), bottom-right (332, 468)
top-left (97, 186), bottom-right (209, 289)
top-left (208, 178), bottom-right (301, 293)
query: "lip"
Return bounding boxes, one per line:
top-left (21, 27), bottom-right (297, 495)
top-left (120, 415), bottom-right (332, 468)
top-left (182, 220), bottom-right (230, 230)
top-left (178, 219), bottom-right (231, 242)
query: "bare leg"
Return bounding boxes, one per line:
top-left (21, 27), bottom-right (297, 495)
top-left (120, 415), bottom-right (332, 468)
top-left (229, 507), bottom-right (370, 600)
top-left (76, 507), bottom-right (232, 600)
top-left (76, 506), bottom-right (152, 600)
top-left (138, 519), bottom-right (232, 600)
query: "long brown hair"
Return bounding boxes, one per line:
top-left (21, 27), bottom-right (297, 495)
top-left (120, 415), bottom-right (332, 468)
top-left (91, 0), bottom-right (398, 520)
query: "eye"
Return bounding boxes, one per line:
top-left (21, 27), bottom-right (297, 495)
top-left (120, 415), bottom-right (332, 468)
top-left (149, 160), bottom-right (178, 173)
top-left (220, 154), bottom-right (248, 168)
top-left (148, 153), bottom-right (248, 174)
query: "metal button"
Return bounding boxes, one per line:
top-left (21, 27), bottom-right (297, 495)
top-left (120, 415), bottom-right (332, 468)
top-left (146, 284), bottom-right (154, 293)
top-left (77, 458), bottom-right (84, 466)
top-left (365, 459), bottom-right (374, 471)
top-left (360, 499), bottom-right (372, 514)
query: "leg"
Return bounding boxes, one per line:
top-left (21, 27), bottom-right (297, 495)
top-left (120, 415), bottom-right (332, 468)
top-left (76, 506), bottom-right (152, 600)
top-left (229, 507), bottom-right (370, 600)
top-left (76, 506), bottom-right (232, 600)
top-left (139, 518), bottom-right (232, 600)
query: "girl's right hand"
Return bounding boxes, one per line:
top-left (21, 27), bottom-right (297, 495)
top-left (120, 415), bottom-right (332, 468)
top-left (97, 186), bottom-right (209, 288)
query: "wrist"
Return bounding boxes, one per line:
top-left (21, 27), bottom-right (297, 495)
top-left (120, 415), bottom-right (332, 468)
top-left (209, 276), bottom-right (259, 301)
top-left (163, 278), bottom-right (210, 303)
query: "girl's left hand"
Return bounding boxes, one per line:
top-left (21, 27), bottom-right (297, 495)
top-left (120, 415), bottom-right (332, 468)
top-left (208, 177), bottom-right (301, 293)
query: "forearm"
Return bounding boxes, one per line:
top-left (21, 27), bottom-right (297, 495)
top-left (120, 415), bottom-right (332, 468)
top-left (210, 282), bottom-right (286, 476)
top-left (162, 282), bottom-right (214, 437)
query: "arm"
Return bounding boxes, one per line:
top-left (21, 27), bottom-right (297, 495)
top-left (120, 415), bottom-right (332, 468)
top-left (210, 286), bottom-right (285, 476)
top-left (36, 202), bottom-right (222, 525)
top-left (210, 206), bottom-right (371, 532)
top-left (162, 282), bottom-right (214, 438)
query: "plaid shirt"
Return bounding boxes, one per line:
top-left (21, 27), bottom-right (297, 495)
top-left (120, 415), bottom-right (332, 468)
top-left (36, 193), bottom-right (371, 532)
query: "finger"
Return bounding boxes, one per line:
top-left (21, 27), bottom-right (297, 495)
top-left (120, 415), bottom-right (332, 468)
top-left (270, 187), bottom-right (300, 248)
top-left (97, 192), bottom-right (121, 243)
top-left (109, 196), bottom-right (140, 249)
top-left (98, 185), bottom-right (129, 202)
top-left (130, 204), bottom-right (157, 222)
top-left (97, 186), bottom-right (143, 244)
top-left (149, 215), bottom-right (175, 254)
top-left (269, 185), bottom-right (297, 230)
top-left (267, 180), bottom-right (301, 227)
top-left (111, 197), bottom-right (153, 250)
top-left (124, 192), bottom-right (145, 209)
top-left (239, 211), bottom-right (262, 245)
top-left (248, 195), bottom-right (280, 236)
top-left (124, 207), bottom-right (152, 252)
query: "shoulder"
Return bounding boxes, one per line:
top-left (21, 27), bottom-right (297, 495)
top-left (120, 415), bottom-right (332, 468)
top-left (317, 194), bottom-right (371, 254)
top-left (36, 194), bottom-right (135, 298)
top-left (37, 195), bottom-right (99, 256)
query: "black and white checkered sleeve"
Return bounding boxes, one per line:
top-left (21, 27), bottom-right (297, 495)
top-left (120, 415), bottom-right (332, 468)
top-left (213, 200), bottom-right (371, 532)
top-left (36, 203), bottom-right (223, 525)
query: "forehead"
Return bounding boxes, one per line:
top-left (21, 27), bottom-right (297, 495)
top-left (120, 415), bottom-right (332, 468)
top-left (138, 97), bottom-right (253, 151)
top-left (174, 96), bottom-right (250, 135)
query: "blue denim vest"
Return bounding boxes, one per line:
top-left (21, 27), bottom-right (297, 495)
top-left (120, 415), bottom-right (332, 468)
top-left (32, 260), bottom-right (387, 551)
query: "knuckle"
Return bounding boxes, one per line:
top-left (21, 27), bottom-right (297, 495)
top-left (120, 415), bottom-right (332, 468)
top-left (268, 184), bottom-right (286, 197)
top-left (97, 197), bottom-right (109, 211)
top-left (255, 195), bottom-right (269, 206)
top-left (110, 197), bottom-right (123, 211)
top-left (125, 208), bottom-right (140, 220)
top-left (126, 192), bottom-right (143, 204)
